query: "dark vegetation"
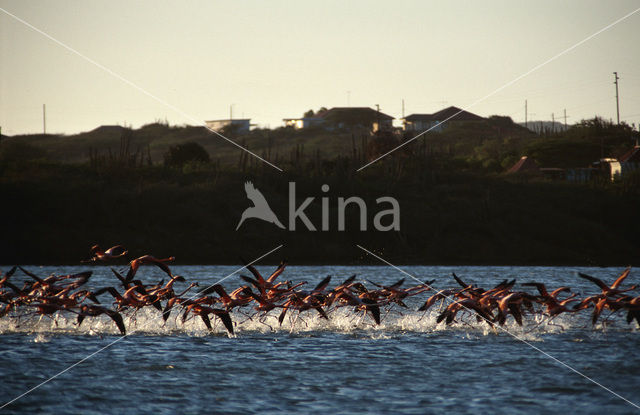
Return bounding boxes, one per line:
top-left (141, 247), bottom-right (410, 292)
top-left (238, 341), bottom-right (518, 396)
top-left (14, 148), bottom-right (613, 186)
top-left (0, 116), bottom-right (638, 265)
top-left (164, 141), bottom-right (211, 167)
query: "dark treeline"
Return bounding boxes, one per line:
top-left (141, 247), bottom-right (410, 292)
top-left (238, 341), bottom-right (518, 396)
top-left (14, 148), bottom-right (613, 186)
top-left (1, 116), bottom-right (639, 265)
top-left (1, 157), bottom-right (638, 266)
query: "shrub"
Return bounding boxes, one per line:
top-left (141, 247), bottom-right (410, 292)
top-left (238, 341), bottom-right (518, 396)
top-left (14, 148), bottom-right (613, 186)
top-left (0, 140), bottom-right (47, 162)
top-left (163, 142), bottom-right (210, 167)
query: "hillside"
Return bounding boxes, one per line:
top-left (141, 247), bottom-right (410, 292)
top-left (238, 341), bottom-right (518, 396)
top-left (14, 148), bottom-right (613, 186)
top-left (0, 122), bottom-right (355, 167)
top-left (2, 116), bottom-right (635, 173)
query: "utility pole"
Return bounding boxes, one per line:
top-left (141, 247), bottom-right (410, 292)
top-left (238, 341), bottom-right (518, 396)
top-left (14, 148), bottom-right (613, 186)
top-left (551, 112), bottom-right (555, 134)
top-left (43, 104), bottom-right (46, 135)
top-left (563, 109), bottom-right (568, 129)
top-left (613, 72), bottom-right (620, 125)
top-left (525, 100), bottom-right (528, 128)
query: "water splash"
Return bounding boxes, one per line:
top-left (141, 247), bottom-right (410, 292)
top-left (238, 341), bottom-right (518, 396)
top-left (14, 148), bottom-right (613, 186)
top-left (0, 307), bottom-right (634, 338)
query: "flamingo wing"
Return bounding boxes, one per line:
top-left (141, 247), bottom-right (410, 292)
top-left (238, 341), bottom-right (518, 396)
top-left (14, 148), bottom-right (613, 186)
top-left (106, 310), bottom-right (127, 335)
top-left (266, 261), bottom-right (287, 283)
top-left (611, 266), bottom-right (632, 289)
top-left (522, 282), bottom-right (549, 297)
top-left (214, 309), bottom-right (234, 335)
top-left (452, 272), bottom-right (470, 289)
top-left (577, 273), bottom-right (609, 291)
top-left (314, 276), bottom-right (332, 292)
top-left (105, 245), bottom-right (128, 257)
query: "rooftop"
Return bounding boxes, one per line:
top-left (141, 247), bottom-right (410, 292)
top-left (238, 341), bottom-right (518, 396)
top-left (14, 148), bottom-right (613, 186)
top-left (322, 107), bottom-right (394, 121)
top-left (619, 145), bottom-right (640, 163)
top-left (403, 106), bottom-right (484, 123)
top-left (507, 156), bottom-right (540, 174)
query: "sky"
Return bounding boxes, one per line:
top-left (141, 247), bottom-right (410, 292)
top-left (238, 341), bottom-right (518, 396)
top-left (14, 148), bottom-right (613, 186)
top-left (1, 0), bottom-right (640, 136)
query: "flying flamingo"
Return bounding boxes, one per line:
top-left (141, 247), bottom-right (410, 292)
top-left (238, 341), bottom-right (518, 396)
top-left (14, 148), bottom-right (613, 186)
top-left (82, 245), bottom-right (128, 263)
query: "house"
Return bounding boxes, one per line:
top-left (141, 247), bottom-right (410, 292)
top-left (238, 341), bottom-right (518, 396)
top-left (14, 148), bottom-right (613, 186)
top-left (592, 158), bottom-right (622, 182)
top-left (283, 107), bottom-right (394, 132)
top-left (282, 116), bottom-right (324, 129)
top-left (403, 106), bottom-right (484, 132)
top-left (319, 107), bottom-right (394, 132)
top-left (205, 119), bottom-right (251, 134)
top-left (402, 114), bottom-right (439, 133)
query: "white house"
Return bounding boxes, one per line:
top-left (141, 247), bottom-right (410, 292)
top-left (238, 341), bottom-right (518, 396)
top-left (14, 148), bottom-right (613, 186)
top-left (282, 117), bottom-right (324, 129)
top-left (593, 158), bottom-right (622, 182)
top-left (205, 119), bottom-right (251, 134)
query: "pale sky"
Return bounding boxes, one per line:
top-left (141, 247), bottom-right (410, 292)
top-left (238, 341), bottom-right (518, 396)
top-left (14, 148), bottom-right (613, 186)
top-left (1, 0), bottom-right (640, 135)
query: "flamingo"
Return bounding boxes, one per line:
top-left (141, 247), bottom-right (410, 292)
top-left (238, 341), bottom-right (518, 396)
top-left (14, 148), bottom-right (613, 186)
top-left (83, 244), bottom-right (128, 263)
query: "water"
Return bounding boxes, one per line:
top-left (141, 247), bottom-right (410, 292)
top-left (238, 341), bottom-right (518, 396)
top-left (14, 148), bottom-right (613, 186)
top-left (1, 265), bottom-right (639, 414)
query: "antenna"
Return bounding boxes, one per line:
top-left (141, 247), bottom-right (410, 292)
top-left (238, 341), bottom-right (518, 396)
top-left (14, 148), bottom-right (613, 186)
top-left (613, 72), bottom-right (620, 125)
top-left (562, 109), bottom-right (570, 129)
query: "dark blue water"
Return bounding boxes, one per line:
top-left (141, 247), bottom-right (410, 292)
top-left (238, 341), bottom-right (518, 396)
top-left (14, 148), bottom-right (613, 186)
top-left (1, 265), bottom-right (639, 414)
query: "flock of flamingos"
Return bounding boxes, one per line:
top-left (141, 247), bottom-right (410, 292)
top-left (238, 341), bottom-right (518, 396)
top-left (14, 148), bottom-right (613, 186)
top-left (0, 245), bottom-right (639, 336)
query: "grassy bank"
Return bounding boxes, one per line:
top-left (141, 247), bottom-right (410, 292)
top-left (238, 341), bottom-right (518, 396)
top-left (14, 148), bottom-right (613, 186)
top-left (1, 159), bottom-right (638, 266)
top-left (1, 116), bottom-right (638, 265)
